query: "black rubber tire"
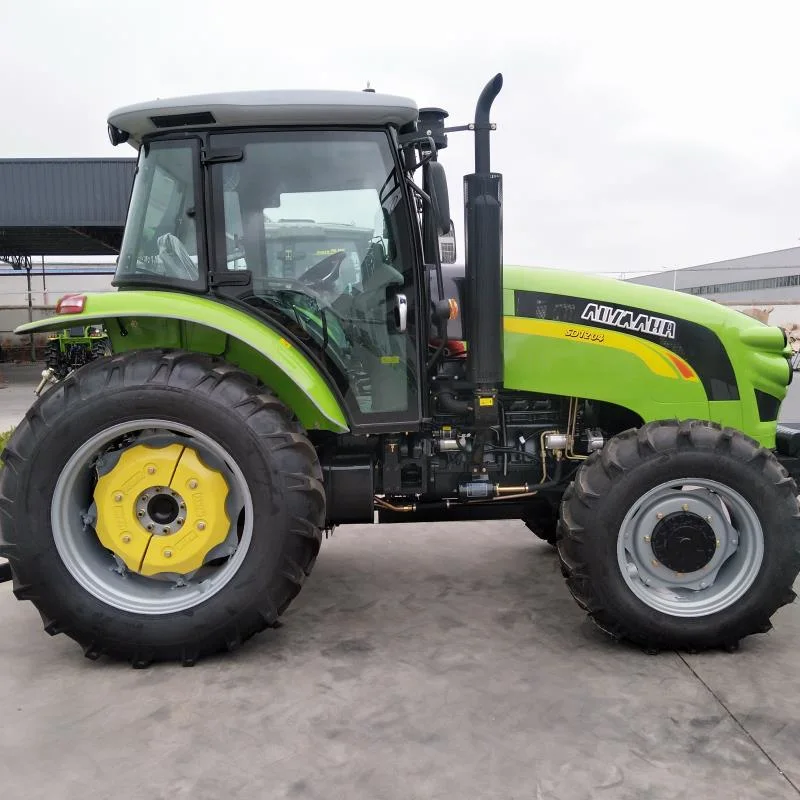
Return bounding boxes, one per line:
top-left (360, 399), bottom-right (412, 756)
top-left (523, 504), bottom-right (559, 547)
top-left (558, 420), bottom-right (800, 651)
top-left (44, 340), bottom-right (68, 379)
top-left (0, 350), bottom-right (325, 666)
top-left (90, 339), bottom-right (112, 361)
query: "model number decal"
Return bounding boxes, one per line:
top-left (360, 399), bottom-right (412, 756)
top-left (565, 328), bottom-right (605, 342)
top-left (581, 303), bottom-right (676, 340)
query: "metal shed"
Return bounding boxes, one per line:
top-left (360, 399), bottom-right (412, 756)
top-left (0, 158), bottom-right (136, 264)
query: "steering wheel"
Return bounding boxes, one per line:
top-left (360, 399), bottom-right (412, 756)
top-left (296, 250), bottom-right (348, 289)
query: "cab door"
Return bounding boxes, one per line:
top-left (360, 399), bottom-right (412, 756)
top-left (207, 129), bottom-right (423, 429)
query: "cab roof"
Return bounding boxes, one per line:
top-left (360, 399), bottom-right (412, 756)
top-left (108, 90), bottom-right (419, 147)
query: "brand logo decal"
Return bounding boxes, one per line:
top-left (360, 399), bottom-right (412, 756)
top-left (581, 303), bottom-right (676, 340)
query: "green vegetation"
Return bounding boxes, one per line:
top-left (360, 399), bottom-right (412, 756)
top-left (0, 428), bottom-right (13, 459)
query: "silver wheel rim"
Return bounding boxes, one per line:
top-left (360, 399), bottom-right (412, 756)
top-left (616, 477), bottom-right (764, 617)
top-left (51, 419), bottom-right (254, 615)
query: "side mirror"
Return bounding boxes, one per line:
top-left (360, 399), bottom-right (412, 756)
top-left (423, 161), bottom-right (451, 236)
top-left (439, 220), bottom-right (457, 264)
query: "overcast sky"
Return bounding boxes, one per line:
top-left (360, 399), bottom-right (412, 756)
top-left (6, 0), bottom-right (800, 275)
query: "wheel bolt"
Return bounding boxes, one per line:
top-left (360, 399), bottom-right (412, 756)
top-left (706, 515), bottom-right (712, 521)
top-left (147, 465), bottom-right (156, 475)
top-left (656, 512), bottom-right (663, 519)
top-left (716, 539), bottom-right (720, 547)
top-left (121, 534), bottom-right (131, 544)
top-left (163, 549), bottom-right (173, 558)
top-left (179, 503), bottom-right (186, 510)
top-left (644, 536), bottom-right (651, 543)
top-left (162, 527), bottom-right (170, 534)
top-left (651, 559), bottom-right (659, 567)
top-left (682, 503), bottom-right (689, 512)
top-left (177, 518), bottom-right (184, 525)
top-left (137, 510), bottom-right (144, 518)
top-left (197, 521), bottom-right (206, 531)
top-left (147, 524), bottom-right (154, 531)
top-left (700, 581), bottom-right (707, 589)
top-left (141, 495), bottom-right (149, 502)
top-left (188, 479), bottom-right (198, 490)
top-left (114, 493), bottom-right (123, 503)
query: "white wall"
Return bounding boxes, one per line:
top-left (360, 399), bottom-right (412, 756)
top-left (0, 271), bottom-right (114, 334)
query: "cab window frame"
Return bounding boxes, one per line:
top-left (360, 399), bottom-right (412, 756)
top-left (112, 134), bottom-right (209, 293)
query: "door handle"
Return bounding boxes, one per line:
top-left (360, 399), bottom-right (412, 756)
top-left (393, 293), bottom-right (408, 333)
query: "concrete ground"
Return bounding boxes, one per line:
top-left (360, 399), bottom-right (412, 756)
top-left (1, 365), bottom-right (799, 800)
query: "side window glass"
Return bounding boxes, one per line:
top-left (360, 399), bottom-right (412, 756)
top-left (117, 143), bottom-right (200, 283)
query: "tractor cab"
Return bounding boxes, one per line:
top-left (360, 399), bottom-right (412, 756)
top-left (108, 89), bottom-right (465, 425)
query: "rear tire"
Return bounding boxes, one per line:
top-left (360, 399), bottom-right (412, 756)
top-left (90, 338), bottom-right (112, 361)
top-left (523, 503), bottom-right (559, 547)
top-left (44, 340), bottom-right (68, 379)
top-left (0, 350), bottom-right (325, 666)
top-left (558, 420), bottom-right (800, 651)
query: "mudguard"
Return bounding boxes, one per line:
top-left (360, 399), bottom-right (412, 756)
top-left (15, 291), bottom-right (349, 433)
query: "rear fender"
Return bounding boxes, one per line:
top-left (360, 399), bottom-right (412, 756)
top-left (15, 291), bottom-right (349, 433)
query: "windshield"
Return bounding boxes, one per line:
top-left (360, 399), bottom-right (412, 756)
top-left (115, 141), bottom-right (201, 285)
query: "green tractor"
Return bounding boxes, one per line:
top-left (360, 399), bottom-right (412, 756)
top-left (44, 324), bottom-right (112, 379)
top-left (2, 75), bottom-right (799, 666)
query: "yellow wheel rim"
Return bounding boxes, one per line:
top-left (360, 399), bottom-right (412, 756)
top-left (93, 442), bottom-right (231, 577)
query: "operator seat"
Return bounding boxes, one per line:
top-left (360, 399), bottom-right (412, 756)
top-left (157, 233), bottom-right (199, 281)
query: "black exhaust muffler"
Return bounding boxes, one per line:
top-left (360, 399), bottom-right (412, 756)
top-left (464, 74), bottom-right (504, 422)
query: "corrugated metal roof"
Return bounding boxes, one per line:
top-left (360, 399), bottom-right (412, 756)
top-left (0, 159), bottom-right (136, 227)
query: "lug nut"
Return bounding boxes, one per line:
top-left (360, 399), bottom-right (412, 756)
top-left (137, 510), bottom-right (144, 518)
top-left (114, 493), bottom-right (123, 503)
top-left (197, 521), bottom-right (206, 531)
top-left (682, 503), bottom-right (689, 512)
top-left (121, 534), bottom-right (131, 544)
top-left (147, 524), bottom-right (154, 531)
top-left (706, 515), bottom-right (712, 521)
top-left (188, 479), bottom-right (198, 490)
top-left (700, 581), bottom-right (707, 589)
top-left (147, 465), bottom-right (156, 475)
top-left (644, 536), bottom-right (651, 543)
top-left (651, 559), bottom-right (659, 567)
top-left (162, 527), bottom-right (170, 534)
top-left (176, 518), bottom-right (184, 525)
top-left (163, 549), bottom-right (173, 558)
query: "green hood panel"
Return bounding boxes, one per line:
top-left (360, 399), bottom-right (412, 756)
top-left (16, 291), bottom-right (348, 433)
top-left (502, 266), bottom-right (791, 447)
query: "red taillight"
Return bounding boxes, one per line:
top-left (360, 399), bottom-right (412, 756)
top-left (55, 294), bottom-right (87, 314)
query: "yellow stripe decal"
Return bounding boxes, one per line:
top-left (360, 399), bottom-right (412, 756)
top-left (504, 316), bottom-right (698, 382)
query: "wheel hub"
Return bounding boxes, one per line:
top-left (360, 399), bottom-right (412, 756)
top-left (651, 512), bottom-right (717, 573)
top-left (93, 442), bottom-right (231, 577)
top-left (617, 478), bottom-right (764, 617)
top-left (136, 487), bottom-right (186, 535)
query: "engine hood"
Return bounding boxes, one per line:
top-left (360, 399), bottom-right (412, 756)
top-left (502, 265), bottom-right (777, 338)
top-left (499, 264), bottom-right (792, 447)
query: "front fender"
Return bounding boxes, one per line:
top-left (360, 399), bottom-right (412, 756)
top-left (15, 291), bottom-right (348, 433)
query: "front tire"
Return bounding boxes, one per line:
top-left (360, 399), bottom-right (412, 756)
top-left (0, 350), bottom-right (325, 666)
top-left (558, 420), bottom-right (800, 651)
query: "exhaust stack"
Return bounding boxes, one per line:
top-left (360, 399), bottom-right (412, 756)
top-left (464, 74), bottom-right (504, 419)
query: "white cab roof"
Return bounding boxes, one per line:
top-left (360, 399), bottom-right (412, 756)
top-left (108, 90), bottom-right (419, 146)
